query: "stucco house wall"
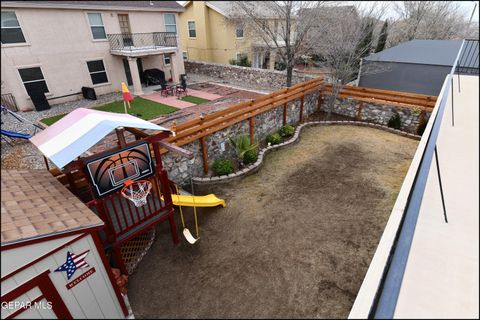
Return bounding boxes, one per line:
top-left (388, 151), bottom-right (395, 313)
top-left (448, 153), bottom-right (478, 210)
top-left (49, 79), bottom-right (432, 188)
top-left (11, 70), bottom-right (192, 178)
top-left (1, 3), bottom-right (185, 111)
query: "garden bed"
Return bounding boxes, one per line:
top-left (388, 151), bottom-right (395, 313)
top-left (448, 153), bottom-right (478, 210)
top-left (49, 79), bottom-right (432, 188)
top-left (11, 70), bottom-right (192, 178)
top-left (127, 124), bottom-right (419, 318)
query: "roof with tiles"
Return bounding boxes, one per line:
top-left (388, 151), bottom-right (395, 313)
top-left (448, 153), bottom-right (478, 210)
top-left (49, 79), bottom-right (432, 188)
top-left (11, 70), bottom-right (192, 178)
top-left (2, 1), bottom-right (183, 11)
top-left (1, 170), bottom-right (103, 247)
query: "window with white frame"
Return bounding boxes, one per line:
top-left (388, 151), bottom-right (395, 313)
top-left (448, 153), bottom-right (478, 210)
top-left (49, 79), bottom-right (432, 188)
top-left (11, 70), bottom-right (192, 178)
top-left (188, 21), bottom-right (196, 38)
top-left (87, 60), bottom-right (108, 84)
top-left (87, 13), bottom-right (106, 40)
top-left (18, 67), bottom-right (49, 95)
top-left (235, 24), bottom-right (244, 38)
top-left (163, 54), bottom-right (171, 66)
top-left (164, 13), bottom-right (177, 34)
top-left (183, 51), bottom-right (188, 60)
top-left (1, 11), bottom-right (26, 44)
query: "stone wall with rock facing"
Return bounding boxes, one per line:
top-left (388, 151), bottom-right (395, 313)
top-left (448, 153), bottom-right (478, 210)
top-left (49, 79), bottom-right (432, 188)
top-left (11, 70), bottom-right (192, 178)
top-left (162, 91), bottom-right (321, 186)
top-left (320, 94), bottom-right (431, 133)
top-left (184, 60), bottom-right (314, 89)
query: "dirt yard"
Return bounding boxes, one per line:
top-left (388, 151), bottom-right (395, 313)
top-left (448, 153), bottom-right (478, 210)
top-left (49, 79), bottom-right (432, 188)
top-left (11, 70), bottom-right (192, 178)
top-left (127, 125), bottom-right (418, 318)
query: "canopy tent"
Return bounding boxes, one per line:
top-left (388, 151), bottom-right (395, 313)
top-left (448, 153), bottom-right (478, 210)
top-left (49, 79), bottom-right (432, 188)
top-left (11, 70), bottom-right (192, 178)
top-left (30, 108), bottom-right (172, 168)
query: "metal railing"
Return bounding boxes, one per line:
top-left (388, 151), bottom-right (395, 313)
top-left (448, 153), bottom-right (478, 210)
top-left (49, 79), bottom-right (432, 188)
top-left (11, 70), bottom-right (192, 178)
top-left (456, 39), bottom-right (479, 75)
top-left (107, 32), bottom-right (177, 52)
top-left (367, 39), bottom-right (467, 318)
top-left (1, 93), bottom-right (18, 111)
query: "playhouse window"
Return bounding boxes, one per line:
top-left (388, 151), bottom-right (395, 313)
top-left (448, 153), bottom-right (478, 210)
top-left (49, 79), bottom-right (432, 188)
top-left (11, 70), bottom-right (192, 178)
top-left (18, 67), bottom-right (49, 95)
top-left (87, 60), bottom-right (108, 84)
top-left (1, 11), bottom-right (26, 44)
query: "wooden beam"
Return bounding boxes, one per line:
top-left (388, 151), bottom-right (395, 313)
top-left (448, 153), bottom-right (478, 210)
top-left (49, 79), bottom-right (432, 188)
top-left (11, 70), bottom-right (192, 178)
top-left (115, 128), bottom-right (127, 148)
top-left (356, 102), bottom-right (364, 120)
top-left (299, 96), bottom-right (304, 123)
top-left (283, 102), bottom-right (288, 126)
top-left (249, 116), bottom-right (255, 144)
top-left (157, 141), bottom-right (193, 158)
top-left (200, 137), bottom-right (208, 174)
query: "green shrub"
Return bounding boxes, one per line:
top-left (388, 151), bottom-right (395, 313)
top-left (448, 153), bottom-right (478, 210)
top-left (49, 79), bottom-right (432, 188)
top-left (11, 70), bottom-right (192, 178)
top-left (229, 134), bottom-right (258, 161)
top-left (417, 117), bottom-right (429, 136)
top-left (278, 124), bottom-right (295, 137)
top-left (266, 133), bottom-right (281, 145)
top-left (212, 159), bottom-right (234, 176)
top-left (228, 59), bottom-right (237, 65)
top-left (387, 113), bottom-right (402, 130)
top-left (243, 149), bottom-right (258, 164)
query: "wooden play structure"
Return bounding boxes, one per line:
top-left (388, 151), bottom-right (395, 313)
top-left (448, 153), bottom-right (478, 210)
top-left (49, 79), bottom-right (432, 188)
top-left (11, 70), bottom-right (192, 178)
top-left (28, 108), bottom-right (220, 275)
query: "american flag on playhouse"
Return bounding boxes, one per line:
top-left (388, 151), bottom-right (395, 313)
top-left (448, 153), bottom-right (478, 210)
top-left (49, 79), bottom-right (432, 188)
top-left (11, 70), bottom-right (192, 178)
top-left (54, 250), bottom-right (90, 280)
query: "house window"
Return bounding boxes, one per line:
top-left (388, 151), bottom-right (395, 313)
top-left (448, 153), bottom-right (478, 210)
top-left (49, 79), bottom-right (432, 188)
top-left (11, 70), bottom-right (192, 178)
top-left (18, 67), bottom-right (49, 95)
top-left (183, 51), bottom-right (188, 60)
top-left (236, 25), bottom-right (244, 38)
top-left (1, 11), bottom-right (26, 44)
top-left (188, 21), bottom-right (196, 38)
top-left (163, 54), bottom-right (171, 66)
top-left (87, 13), bottom-right (106, 40)
top-left (164, 14), bottom-right (177, 34)
top-left (87, 60), bottom-right (108, 84)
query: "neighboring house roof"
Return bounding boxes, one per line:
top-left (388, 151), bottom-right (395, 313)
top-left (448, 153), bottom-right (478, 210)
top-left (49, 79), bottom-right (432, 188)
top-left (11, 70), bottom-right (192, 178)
top-left (183, 1), bottom-right (283, 18)
top-left (364, 39), bottom-right (463, 66)
top-left (30, 108), bottom-right (172, 169)
top-left (1, 1), bottom-right (184, 12)
top-left (1, 169), bottom-right (104, 247)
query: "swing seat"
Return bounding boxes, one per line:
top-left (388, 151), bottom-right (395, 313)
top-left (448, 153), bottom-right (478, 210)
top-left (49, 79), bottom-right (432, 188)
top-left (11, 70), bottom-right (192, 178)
top-left (183, 228), bottom-right (199, 244)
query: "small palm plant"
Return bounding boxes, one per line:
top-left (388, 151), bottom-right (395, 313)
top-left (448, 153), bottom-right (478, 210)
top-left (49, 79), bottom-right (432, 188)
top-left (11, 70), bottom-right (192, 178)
top-left (229, 134), bottom-right (258, 164)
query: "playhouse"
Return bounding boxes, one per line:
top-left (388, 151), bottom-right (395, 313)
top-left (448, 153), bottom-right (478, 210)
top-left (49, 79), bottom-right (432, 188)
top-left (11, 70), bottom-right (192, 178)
top-left (1, 169), bottom-right (128, 318)
top-left (28, 108), bottom-right (182, 275)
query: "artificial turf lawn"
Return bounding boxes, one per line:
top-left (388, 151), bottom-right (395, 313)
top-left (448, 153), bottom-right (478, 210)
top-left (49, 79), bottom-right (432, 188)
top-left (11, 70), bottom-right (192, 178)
top-left (40, 97), bottom-right (178, 126)
top-left (179, 95), bottom-right (211, 105)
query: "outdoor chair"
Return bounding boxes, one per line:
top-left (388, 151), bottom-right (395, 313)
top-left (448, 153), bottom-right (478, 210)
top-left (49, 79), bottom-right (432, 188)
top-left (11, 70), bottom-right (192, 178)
top-left (176, 78), bottom-right (188, 97)
top-left (160, 82), bottom-right (173, 97)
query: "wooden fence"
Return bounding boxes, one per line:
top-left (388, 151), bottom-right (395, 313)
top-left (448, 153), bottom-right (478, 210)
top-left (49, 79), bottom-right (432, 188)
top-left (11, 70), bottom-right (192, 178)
top-left (323, 84), bottom-right (436, 110)
top-left (124, 78), bottom-right (437, 175)
top-left (51, 78), bottom-right (438, 186)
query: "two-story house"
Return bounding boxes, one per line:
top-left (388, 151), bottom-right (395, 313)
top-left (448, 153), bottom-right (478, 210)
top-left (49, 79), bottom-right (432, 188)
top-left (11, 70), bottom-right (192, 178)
top-left (179, 1), bottom-right (285, 70)
top-left (1, 1), bottom-right (185, 111)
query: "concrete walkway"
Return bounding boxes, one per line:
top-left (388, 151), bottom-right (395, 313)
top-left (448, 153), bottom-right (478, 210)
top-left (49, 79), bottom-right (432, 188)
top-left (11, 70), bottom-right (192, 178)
top-left (141, 88), bottom-right (222, 110)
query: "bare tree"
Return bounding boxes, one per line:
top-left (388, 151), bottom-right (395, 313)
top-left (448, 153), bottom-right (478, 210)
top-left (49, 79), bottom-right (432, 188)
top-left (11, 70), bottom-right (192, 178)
top-left (308, 3), bottom-right (388, 119)
top-left (226, 1), bottom-right (326, 87)
top-left (388, 1), bottom-right (475, 47)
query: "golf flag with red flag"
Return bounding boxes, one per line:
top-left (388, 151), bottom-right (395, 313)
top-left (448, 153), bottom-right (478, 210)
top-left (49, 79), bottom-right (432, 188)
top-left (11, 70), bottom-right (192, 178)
top-left (122, 82), bottom-right (133, 102)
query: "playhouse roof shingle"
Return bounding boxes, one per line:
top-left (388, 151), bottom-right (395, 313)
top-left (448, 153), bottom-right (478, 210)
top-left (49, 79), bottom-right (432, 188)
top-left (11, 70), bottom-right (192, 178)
top-left (1, 170), bottom-right (103, 246)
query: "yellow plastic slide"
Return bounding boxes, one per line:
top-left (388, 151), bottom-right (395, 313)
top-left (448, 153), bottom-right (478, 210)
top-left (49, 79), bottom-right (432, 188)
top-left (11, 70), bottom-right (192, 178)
top-left (171, 193), bottom-right (226, 208)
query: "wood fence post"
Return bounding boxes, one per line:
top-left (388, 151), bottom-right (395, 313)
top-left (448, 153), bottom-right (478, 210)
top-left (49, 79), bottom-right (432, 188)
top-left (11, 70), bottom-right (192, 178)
top-left (283, 102), bottom-right (288, 126)
top-left (249, 116), bottom-right (255, 145)
top-left (356, 102), bottom-right (364, 121)
top-left (317, 93), bottom-right (323, 113)
top-left (199, 115), bottom-right (209, 174)
top-left (299, 95), bottom-right (304, 123)
top-left (416, 110), bottom-right (427, 133)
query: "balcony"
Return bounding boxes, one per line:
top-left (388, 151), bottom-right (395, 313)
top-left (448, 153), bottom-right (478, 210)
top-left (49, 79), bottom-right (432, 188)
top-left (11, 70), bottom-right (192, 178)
top-left (107, 32), bottom-right (177, 57)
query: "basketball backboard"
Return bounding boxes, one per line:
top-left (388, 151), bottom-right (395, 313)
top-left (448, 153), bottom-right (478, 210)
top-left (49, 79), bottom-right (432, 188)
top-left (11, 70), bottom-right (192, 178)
top-left (85, 142), bottom-right (155, 198)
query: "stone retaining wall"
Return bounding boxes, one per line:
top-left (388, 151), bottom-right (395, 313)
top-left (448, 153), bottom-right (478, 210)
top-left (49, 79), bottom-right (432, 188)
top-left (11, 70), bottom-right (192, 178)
top-left (185, 60), bottom-right (314, 89)
top-left (321, 94), bottom-right (430, 133)
top-left (191, 121), bottom-right (421, 193)
top-left (162, 91), bottom-right (320, 185)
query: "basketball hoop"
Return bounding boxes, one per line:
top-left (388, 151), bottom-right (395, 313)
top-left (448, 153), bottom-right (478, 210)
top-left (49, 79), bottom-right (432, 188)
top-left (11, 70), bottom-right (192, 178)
top-left (121, 180), bottom-right (152, 207)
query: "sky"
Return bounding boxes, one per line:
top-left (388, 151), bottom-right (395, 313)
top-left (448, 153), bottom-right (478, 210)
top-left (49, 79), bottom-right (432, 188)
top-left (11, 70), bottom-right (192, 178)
top-left (177, 1), bottom-right (479, 22)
